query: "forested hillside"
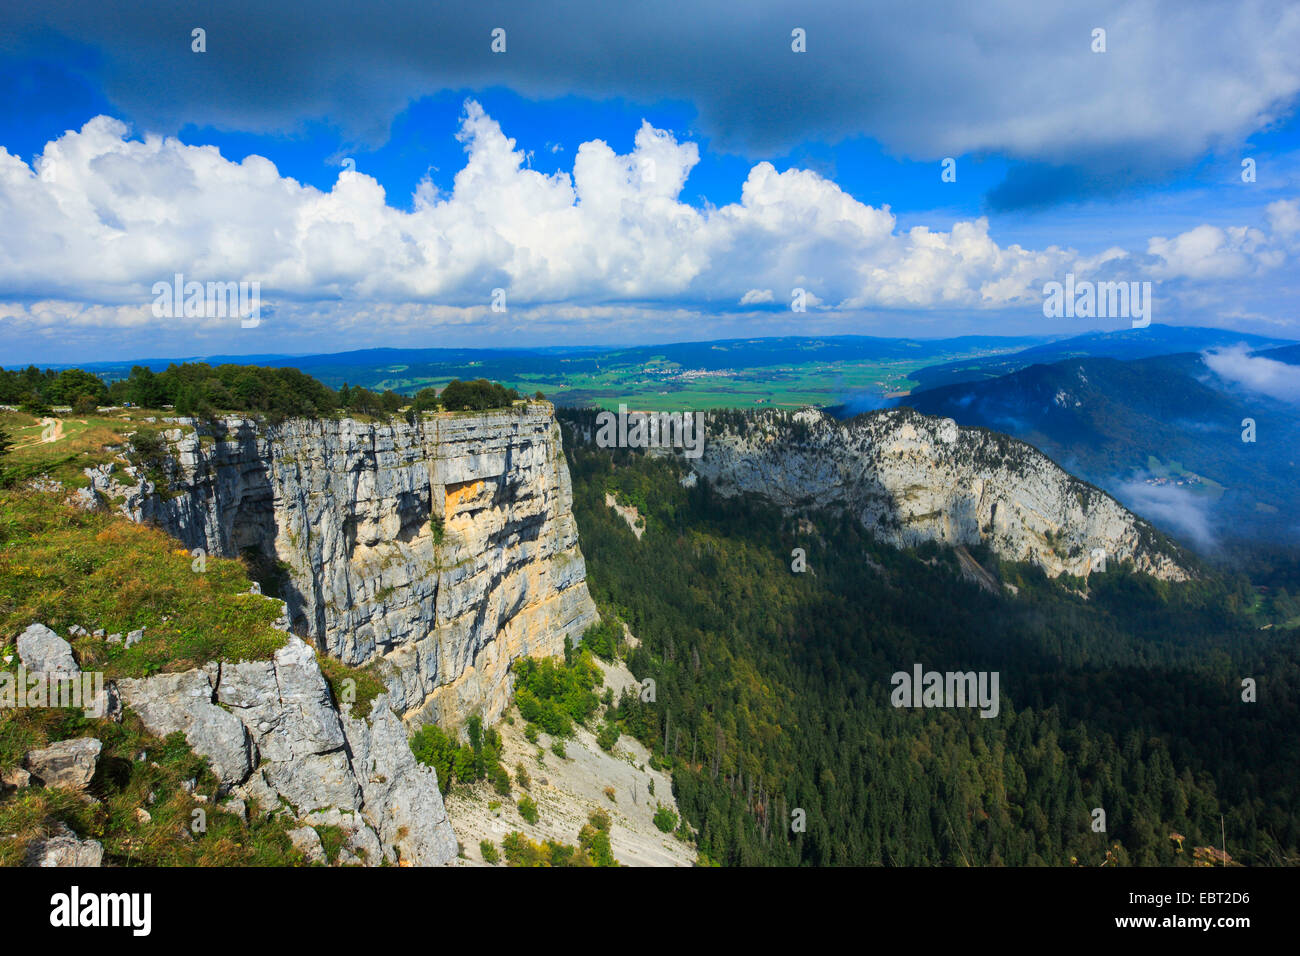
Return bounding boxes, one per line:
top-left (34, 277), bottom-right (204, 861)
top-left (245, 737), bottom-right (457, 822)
top-left (564, 430), bottom-right (1300, 866)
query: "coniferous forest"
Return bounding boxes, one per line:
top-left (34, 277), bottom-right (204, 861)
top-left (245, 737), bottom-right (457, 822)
top-left (562, 428), bottom-right (1300, 867)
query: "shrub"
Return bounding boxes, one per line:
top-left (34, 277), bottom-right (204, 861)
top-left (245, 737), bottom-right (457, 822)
top-left (501, 832), bottom-right (543, 866)
top-left (517, 795), bottom-right (539, 825)
top-left (455, 742), bottom-right (486, 784)
top-left (500, 831), bottom-right (589, 867)
top-left (513, 653), bottom-right (603, 737)
top-left (410, 724), bottom-right (457, 794)
top-left (53, 369), bottom-right (108, 407)
top-left (596, 721), bottom-right (619, 752)
top-left (479, 840), bottom-right (500, 864)
top-left (581, 618), bottom-right (621, 660)
top-left (410, 387), bottom-right (440, 413)
top-left (490, 762), bottom-right (512, 796)
top-left (579, 815), bottom-right (616, 867)
top-left (653, 806), bottom-right (678, 833)
top-left (18, 393), bottom-right (50, 415)
top-left (439, 379), bottom-right (519, 411)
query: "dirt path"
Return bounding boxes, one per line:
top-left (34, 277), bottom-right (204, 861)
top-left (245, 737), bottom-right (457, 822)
top-left (14, 416), bottom-right (64, 448)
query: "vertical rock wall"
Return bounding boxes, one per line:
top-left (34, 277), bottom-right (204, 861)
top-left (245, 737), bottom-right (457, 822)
top-left (123, 404), bottom-right (599, 729)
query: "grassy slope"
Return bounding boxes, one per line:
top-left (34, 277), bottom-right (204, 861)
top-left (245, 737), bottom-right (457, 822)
top-left (0, 708), bottom-right (306, 866)
top-left (0, 490), bottom-right (287, 677)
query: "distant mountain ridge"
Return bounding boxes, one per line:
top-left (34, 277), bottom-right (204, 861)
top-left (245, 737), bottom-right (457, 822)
top-left (32, 333), bottom-right (1053, 378)
top-left (908, 325), bottom-right (1295, 391)
top-left (901, 347), bottom-right (1300, 547)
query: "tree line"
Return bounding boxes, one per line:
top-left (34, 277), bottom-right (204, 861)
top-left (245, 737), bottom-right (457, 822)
top-left (0, 363), bottom-right (525, 420)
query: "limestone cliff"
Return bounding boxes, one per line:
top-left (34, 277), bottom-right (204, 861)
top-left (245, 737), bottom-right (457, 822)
top-left (692, 407), bottom-right (1193, 581)
top-left (96, 403), bottom-right (599, 729)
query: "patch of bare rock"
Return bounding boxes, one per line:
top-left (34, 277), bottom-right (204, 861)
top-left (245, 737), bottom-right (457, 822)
top-left (445, 656), bottom-right (693, 867)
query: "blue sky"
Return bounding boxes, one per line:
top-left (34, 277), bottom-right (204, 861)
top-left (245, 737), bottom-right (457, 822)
top-left (1, 1), bottom-right (1298, 364)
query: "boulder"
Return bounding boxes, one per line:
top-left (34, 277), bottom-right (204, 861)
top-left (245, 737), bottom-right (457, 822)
top-left (16, 624), bottom-right (78, 675)
top-left (25, 737), bottom-right (101, 790)
top-left (263, 750), bottom-right (360, 814)
top-left (221, 798), bottom-right (248, 823)
top-left (217, 637), bottom-right (346, 762)
top-left (1, 767), bottom-right (31, 790)
top-left (86, 681), bottom-right (122, 722)
top-left (101, 647), bottom-right (454, 866)
top-left (233, 769), bottom-right (280, 813)
top-left (305, 807), bottom-right (383, 866)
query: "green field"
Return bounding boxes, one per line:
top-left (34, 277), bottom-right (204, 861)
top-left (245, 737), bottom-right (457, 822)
top-left (310, 343), bottom-right (1035, 413)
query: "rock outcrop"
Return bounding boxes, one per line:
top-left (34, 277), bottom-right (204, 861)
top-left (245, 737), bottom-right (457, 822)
top-left (117, 667), bottom-right (256, 787)
top-left (691, 407), bottom-right (1193, 580)
top-left (115, 636), bottom-right (457, 866)
top-left (25, 824), bottom-right (104, 867)
top-left (94, 404), bottom-right (598, 729)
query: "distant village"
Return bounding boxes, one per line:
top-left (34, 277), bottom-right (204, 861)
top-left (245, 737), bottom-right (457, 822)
top-left (1143, 474), bottom-right (1203, 487)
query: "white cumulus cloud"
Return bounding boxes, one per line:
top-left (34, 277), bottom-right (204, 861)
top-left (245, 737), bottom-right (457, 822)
top-left (0, 102), bottom-right (1296, 348)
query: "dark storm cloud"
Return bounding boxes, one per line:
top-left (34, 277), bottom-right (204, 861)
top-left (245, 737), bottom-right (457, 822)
top-left (4, 1), bottom-right (1298, 207)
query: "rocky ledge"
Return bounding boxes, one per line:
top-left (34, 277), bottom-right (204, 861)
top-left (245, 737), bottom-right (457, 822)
top-left (9, 623), bottom-right (458, 867)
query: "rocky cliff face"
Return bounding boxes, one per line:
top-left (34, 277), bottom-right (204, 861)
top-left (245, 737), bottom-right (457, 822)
top-left (692, 407), bottom-right (1192, 580)
top-left (97, 404), bottom-right (598, 729)
top-left (115, 636), bottom-right (458, 866)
